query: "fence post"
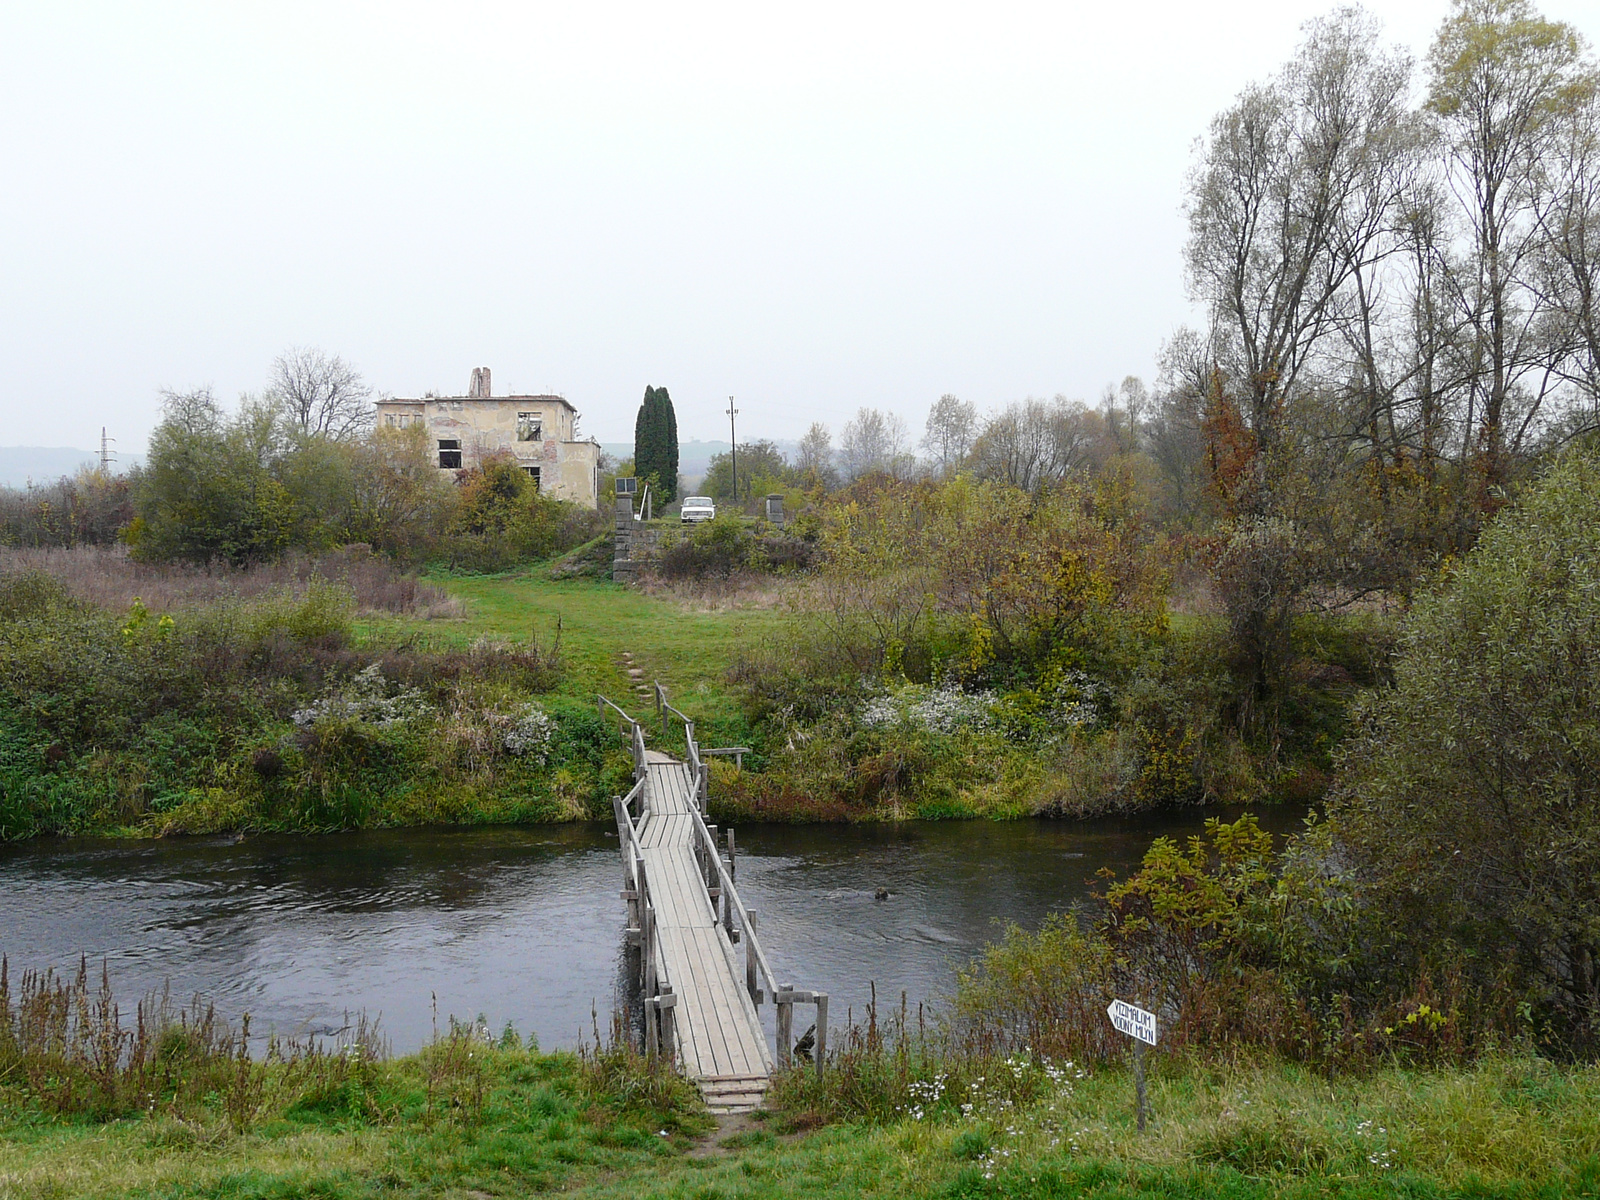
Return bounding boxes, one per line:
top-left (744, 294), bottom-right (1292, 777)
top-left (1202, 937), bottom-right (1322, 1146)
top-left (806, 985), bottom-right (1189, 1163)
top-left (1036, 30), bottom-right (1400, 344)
top-left (777, 989), bottom-right (794, 1068)
top-left (815, 994), bottom-right (828, 1077)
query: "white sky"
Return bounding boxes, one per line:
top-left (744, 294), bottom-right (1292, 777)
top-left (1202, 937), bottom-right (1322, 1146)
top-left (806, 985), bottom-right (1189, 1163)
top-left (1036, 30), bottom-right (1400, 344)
top-left (2, 0), bottom-right (1597, 451)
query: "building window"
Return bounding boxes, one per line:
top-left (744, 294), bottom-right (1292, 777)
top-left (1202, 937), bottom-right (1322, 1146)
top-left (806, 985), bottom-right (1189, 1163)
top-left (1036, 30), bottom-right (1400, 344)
top-left (438, 439), bottom-right (462, 469)
top-left (517, 412), bottom-right (543, 442)
top-left (523, 466), bottom-right (541, 489)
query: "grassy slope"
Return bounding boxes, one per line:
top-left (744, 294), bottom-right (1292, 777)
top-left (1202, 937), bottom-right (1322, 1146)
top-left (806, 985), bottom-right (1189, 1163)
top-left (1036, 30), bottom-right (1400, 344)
top-left (378, 570), bottom-right (789, 733)
top-left (3, 1053), bottom-right (1597, 1199)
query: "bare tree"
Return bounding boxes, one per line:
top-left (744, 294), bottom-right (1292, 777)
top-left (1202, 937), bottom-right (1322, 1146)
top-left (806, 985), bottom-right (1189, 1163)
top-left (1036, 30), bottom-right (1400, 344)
top-left (1536, 85), bottom-right (1600, 417)
top-left (1186, 8), bottom-right (1415, 509)
top-left (967, 397), bottom-right (1107, 492)
top-left (839, 408), bottom-right (912, 480)
top-left (268, 347), bottom-right (374, 441)
top-left (796, 421), bottom-right (839, 488)
top-left (921, 394), bottom-right (977, 475)
top-left (1426, 0), bottom-right (1597, 482)
top-left (158, 386), bottom-right (223, 435)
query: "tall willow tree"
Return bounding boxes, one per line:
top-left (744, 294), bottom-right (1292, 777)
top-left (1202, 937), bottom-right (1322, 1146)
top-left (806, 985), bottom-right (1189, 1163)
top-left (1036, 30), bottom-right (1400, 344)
top-left (1330, 446), bottom-right (1600, 1051)
top-left (633, 385), bottom-right (679, 504)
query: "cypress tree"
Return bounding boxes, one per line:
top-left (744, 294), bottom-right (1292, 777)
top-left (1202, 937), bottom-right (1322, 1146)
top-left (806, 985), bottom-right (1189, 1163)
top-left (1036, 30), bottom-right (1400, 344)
top-left (633, 385), bottom-right (680, 504)
top-left (656, 386), bottom-right (679, 503)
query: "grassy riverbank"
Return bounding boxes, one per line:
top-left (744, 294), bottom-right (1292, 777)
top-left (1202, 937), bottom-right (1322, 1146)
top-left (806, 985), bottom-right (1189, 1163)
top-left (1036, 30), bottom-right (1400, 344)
top-left (3, 1048), bottom-right (1596, 1198)
top-left (0, 548), bottom-right (1373, 839)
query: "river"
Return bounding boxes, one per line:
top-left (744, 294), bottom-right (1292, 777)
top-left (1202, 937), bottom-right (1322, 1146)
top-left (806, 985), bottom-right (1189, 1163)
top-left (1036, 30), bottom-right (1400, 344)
top-left (0, 808), bottom-right (1306, 1053)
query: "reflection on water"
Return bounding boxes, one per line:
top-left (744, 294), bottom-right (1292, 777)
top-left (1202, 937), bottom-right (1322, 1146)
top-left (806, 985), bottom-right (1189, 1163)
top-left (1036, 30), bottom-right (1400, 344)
top-left (0, 808), bottom-right (1306, 1052)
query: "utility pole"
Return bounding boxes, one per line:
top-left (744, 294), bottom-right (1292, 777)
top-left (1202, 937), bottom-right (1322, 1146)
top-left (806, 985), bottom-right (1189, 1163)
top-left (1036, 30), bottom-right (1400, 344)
top-left (98, 427), bottom-right (116, 471)
top-left (726, 397), bottom-right (738, 507)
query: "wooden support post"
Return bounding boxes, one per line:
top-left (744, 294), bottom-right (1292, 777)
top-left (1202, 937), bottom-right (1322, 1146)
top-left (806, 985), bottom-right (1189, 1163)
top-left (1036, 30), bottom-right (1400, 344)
top-left (727, 828), bottom-right (737, 880)
top-left (746, 909), bottom-right (760, 1003)
top-left (1134, 1039), bottom-right (1148, 1132)
top-left (815, 994), bottom-right (828, 1077)
top-left (643, 906), bottom-right (656, 992)
top-left (644, 996), bottom-right (658, 1059)
top-left (777, 990), bottom-right (793, 1069)
top-left (659, 989), bottom-right (677, 1059)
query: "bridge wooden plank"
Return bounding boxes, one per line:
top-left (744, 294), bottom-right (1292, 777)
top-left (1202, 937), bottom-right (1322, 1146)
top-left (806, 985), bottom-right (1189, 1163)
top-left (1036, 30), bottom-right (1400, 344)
top-left (656, 927), bottom-right (722, 1076)
top-left (666, 928), bottom-right (743, 1076)
top-left (680, 926), bottom-right (761, 1076)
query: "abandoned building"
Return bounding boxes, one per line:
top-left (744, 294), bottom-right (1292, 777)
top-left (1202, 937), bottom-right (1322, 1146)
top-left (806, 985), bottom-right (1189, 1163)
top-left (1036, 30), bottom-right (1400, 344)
top-left (375, 367), bottom-right (601, 507)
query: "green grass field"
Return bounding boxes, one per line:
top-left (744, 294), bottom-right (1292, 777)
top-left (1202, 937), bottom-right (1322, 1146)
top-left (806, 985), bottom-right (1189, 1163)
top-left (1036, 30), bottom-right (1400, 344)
top-left (374, 569), bottom-right (792, 734)
top-left (4, 1048), bottom-right (1596, 1199)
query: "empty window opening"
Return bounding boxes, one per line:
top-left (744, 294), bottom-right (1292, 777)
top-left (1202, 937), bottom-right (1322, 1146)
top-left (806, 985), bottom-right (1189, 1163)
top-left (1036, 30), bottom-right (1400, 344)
top-left (517, 412), bottom-right (543, 441)
top-left (524, 466), bottom-right (541, 489)
top-left (437, 439), bottom-right (462, 469)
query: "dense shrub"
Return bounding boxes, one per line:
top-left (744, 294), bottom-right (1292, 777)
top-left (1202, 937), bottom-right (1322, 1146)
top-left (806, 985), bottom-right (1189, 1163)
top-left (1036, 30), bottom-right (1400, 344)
top-left (0, 468), bottom-right (131, 549)
top-left (652, 514), bottom-right (814, 580)
top-left (440, 455), bottom-right (604, 574)
top-left (1330, 447), bottom-right (1600, 1054)
top-left (0, 571), bottom-right (584, 840)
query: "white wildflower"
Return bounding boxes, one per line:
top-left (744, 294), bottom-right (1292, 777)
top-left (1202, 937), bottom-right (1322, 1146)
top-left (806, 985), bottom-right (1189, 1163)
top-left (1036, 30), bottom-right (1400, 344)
top-left (292, 663), bottom-right (432, 728)
top-left (502, 703), bottom-right (557, 763)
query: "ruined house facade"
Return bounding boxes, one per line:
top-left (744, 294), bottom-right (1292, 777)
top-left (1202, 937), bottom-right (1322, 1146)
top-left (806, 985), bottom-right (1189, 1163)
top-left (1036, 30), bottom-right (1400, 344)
top-left (375, 367), bottom-right (601, 507)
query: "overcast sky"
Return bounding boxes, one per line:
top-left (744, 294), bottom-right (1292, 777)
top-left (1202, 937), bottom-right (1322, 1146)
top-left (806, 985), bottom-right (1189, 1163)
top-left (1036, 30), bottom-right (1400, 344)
top-left (2, 1), bottom-right (1596, 452)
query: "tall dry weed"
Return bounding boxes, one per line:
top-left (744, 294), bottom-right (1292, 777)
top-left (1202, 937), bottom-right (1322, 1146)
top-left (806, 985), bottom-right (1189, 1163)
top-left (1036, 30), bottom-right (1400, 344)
top-left (0, 544), bottom-right (460, 618)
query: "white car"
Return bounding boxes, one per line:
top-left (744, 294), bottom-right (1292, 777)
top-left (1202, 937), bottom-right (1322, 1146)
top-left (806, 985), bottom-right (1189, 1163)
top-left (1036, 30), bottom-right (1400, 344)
top-left (680, 496), bottom-right (717, 523)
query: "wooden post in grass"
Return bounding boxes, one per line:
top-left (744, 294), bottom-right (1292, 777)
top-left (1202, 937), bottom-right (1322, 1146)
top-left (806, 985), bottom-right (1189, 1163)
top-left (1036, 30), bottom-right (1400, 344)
top-left (814, 994), bottom-right (828, 1077)
top-left (1107, 999), bottom-right (1157, 1132)
top-left (777, 986), bottom-right (794, 1068)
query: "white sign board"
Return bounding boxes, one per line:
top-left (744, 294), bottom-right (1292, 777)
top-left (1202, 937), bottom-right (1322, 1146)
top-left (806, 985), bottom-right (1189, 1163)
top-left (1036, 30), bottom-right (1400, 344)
top-left (1107, 999), bottom-right (1158, 1046)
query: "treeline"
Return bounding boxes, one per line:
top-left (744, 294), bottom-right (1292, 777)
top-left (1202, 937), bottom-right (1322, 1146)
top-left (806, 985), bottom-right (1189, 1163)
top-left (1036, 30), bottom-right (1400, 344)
top-left (697, 0), bottom-right (1600, 742)
top-left (1, 351), bottom-right (602, 572)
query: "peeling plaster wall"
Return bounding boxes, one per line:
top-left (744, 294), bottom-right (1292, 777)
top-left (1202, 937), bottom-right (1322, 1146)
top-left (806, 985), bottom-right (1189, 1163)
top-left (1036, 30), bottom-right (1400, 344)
top-left (374, 394), bottom-right (600, 507)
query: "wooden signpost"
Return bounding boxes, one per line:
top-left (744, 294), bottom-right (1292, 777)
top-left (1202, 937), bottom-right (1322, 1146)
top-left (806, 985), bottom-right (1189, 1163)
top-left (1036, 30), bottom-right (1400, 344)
top-left (1106, 999), bottom-right (1157, 1131)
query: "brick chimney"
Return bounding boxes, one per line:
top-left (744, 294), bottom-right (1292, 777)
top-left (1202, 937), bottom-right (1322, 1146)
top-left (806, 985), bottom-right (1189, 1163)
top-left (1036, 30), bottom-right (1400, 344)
top-left (468, 367), bottom-right (492, 398)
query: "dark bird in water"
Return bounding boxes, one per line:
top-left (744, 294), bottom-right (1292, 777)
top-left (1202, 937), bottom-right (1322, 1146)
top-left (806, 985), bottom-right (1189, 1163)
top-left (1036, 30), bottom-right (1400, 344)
top-left (794, 1023), bottom-right (816, 1062)
top-left (874, 887), bottom-right (890, 901)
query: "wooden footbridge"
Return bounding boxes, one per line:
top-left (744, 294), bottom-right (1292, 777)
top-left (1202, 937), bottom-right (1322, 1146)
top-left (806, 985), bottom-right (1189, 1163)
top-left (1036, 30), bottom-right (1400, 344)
top-left (600, 687), bottom-right (827, 1114)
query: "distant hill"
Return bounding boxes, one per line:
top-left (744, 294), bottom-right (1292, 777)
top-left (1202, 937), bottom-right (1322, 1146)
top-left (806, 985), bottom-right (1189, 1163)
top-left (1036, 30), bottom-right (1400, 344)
top-left (599, 439), bottom-right (799, 478)
top-left (0, 447), bottom-right (99, 489)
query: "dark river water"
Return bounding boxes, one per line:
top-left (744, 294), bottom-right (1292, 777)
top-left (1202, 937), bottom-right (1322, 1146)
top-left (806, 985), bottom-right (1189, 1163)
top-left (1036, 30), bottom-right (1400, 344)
top-left (0, 809), bottom-right (1307, 1053)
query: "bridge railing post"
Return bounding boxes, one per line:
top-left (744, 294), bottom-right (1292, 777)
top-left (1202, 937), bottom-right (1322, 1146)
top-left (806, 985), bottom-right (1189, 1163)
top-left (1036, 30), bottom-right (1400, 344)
top-left (746, 909), bottom-right (760, 1003)
top-left (776, 987), bottom-right (793, 1068)
top-left (658, 988), bottom-right (676, 1060)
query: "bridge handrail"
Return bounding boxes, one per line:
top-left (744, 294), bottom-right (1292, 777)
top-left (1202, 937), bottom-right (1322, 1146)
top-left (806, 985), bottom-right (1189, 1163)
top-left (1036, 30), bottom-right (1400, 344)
top-left (614, 778), bottom-right (647, 893)
top-left (689, 804), bottom-right (781, 1001)
top-left (598, 694), bottom-right (651, 780)
top-left (608, 686), bottom-right (823, 1072)
top-left (654, 683), bottom-right (702, 791)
